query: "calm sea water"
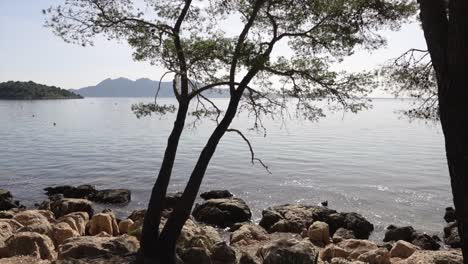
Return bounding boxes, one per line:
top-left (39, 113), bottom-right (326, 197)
top-left (0, 98), bottom-right (451, 240)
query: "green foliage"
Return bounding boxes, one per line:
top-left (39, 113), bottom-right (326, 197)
top-left (0, 81), bottom-right (83, 100)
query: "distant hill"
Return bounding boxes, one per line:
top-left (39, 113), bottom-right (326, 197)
top-left (0, 81), bottom-right (83, 100)
top-left (71, 77), bottom-right (229, 98)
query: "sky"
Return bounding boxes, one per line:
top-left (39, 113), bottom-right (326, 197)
top-left (0, 0), bottom-right (428, 90)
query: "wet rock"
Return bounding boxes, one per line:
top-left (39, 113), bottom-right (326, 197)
top-left (444, 222), bottom-right (461, 248)
top-left (383, 226), bottom-right (415, 242)
top-left (308, 221), bottom-right (331, 245)
top-left (200, 190), bottom-right (233, 200)
top-left (230, 224), bottom-right (268, 246)
top-left (89, 189), bottom-right (131, 204)
top-left (333, 228), bottom-right (356, 243)
top-left (444, 207), bottom-right (456, 223)
top-left (210, 241), bottom-right (236, 264)
top-left (4, 232), bottom-right (56, 260)
top-left (411, 233), bottom-right (440, 250)
top-left (0, 189), bottom-right (22, 211)
top-left (356, 248), bottom-right (390, 264)
top-left (257, 238), bottom-right (318, 264)
top-left (319, 244), bottom-right (349, 262)
top-left (89, 212), bottom-right (119, 236)
top-left (179, 247), bottom-right (212, 264)
top-left (118, 219), bottom-right (134, 234)
top-left (127, 209), bottom-right (146, 222)
top-left (192, 198), bottom-right (252, 228)
top-left (341, 212), bottom-right (374, 239)
top-left (390, 240), bottom-right (419, 259)
top-left (57, 235), bottom-right (139, 259)
top-left (51, 198), bottom-right (94, 218)
top-left (44, 185), bottom-right (96, 199)
top-left (164, 192), bottom-right (182, 210)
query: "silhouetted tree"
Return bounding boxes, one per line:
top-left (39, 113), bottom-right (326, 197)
top-left (384, 0), bottom-right (468, 261)
top-left (45, 1), bottom-right (415, 263)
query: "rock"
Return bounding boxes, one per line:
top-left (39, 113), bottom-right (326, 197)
top-left (444, 222), bottom-right (461, 248)
top-left (89, 189), bottom-right (131, 204)
top-left (399, 249), bottom-right (463, 264)
top-left (51, 198), bottom-right (94, 218)
top-left (44, 185), bottom-right (96, 199)
top-left (444, 207), bottom-right (456, 223)
top-left (89, 212), bottom-right (119, 236)
top-left (0, 211), bottom-right (15, 219)
top-left (239, 251), bottom-right (259, 264)
top-left (179, 247), bottom-right (212, 264)
top-left (57, 235), bottom-right (139, 259)
top-left (57, 212), bottom-right (89, 236)
top-left (341, 212), bottom-right (374, 239)
top-left (127, 209), bottom-right (146, 222)
top-left (230, 224), bottom-right (268, 246)
top-left (210, 241), bottom-right (236, 264)
top-left (200, 190), bottom-right (233, 200)
top-left (259, 204), bottom-right (336, 234)
top-left (118, 219), bottom-right (134, 234)
top-left (333, 228), bottom-right (356, 243)
top-left (383, 226), bottom-right (415, 242)
top-left (127, 219), bottom-right (143, 239)
top-left (0, 219), bottom-right (23, 245)
top-left (4, 232), bottom-right (56, 260)
top-left (390, 240), bottom-right (419, 259)
top-left (0, 256), bottom-right (51, 264)
top-left (308, 221), bottom-right (331, 245)
top-left (356, 248), bottom-right (390, 264)
top-left (13, 210), bottom-right (53, 237)
top-left (337, 239), bottom-right (378, 259)
top-left (257, 238), bottom-right (318, 264)
top-left (0, 189), bottom-right (22, 211)
top-left (192, 198), bottom-right (252, 228)
top-left (319, 244), bottom-right (349, 262)
top-left (52, 222), bottom-right (80, 245)
top-left (411, 233), bottom-right (440, 250)
top-left (177, 218), bottom-right (222, 252)
top-left (0, 219), bottom-right (23, 232)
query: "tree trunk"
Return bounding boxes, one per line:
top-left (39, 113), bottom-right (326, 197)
top-left (158, 92), bottom-right (243, 256)
top-left (419, 0), bottom-right (468, 261)
top-left (138, 100), bottom-right (189, 263)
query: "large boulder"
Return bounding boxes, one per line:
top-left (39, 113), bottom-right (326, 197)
top-left (390, 240), bottom-right (420, 259)
top-left (319, 244), bottom-right (349, 262)
top-left (258, 204), bottom-right (373, 239)
top-left (13, 210), bottom-right (53, 237)
top-left (89, 189), bottom-right (131, 204)
top-left (0, 256), bottom-right (51, 264)
top-left (230, 224), bottom-right (268, 246)
top-left (44, 185), bottom-right (96, 199)
top-left (88, 212), bottom-right (119, 236)
top-left (127, 209), bottom-right (146, 222)
top-left (57, 212), bottom-right (89, 236)
top-left (200, 190), bottom-right (233, 200)
top-left (179, 247), bottom-right (212, 264)
top-left (444, 222), bottom-right (461, 248)
top-left (308, 221), bottom-right (331, 245)
top-left (257, 238), bottom-right (318, 264)
top-left (411, 233), bottom-right (440, 250)
top-left (52, 222), bottom-right (80, 245)
top-left (399, 249), bottom-right (463, 264)
top-left (332, 228), bottom-right (356, 243)
top-left (57, 235), bottom-right (139, 259)
top-left (4, 232), bottom-right (56, 260)
top-left (0, 189), bottom-right (22, 211)
top-left (0, 219), bottom-right (23, 244)
top-left (356, 248), bottom-right (390, 264)
top-left (192, 198), bottom-right (252, 228)
top-left (118, 219), bottom-right (134, 234)
top-left (177, 218), bottom-right (222, 252)
top-left (337, 239), bottom-right (378, 260)
top-left (51, 198), bottom-right (94, 218)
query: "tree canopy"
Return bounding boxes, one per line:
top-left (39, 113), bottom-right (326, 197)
top-left (0, 81), bottom-right (83, 100)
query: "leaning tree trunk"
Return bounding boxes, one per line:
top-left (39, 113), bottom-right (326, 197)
top-left (419, 0), bottom-right (468, 261)
top-left (157, 92), bottom-right (243, 263)
top-left (138, 100), bottom-right (189, 263)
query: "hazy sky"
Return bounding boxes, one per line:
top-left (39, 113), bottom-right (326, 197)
top-left (0, 0), bottom-right (427, 90)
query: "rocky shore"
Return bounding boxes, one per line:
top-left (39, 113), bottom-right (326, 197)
top-left (0, 187), bottom-right (463, 264)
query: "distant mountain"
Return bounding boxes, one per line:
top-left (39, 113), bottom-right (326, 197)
top-left (71, 77), bottom-right (229, 98)
top-left (0, 81), bottom-right (83, 100)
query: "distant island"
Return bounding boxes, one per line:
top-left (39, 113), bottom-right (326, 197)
top-left (0, 81), bottom-right (83, 100)
top-left (71, 77), bottom-right (229, 98)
